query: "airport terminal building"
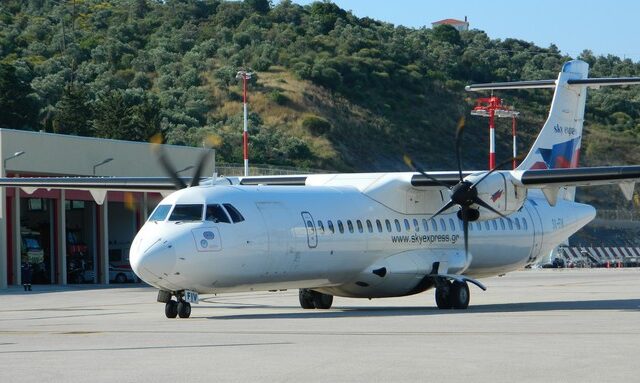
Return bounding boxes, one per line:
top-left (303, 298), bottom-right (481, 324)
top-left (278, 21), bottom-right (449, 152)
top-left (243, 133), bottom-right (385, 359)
top-left (0, 129), bottom-right (214, 288)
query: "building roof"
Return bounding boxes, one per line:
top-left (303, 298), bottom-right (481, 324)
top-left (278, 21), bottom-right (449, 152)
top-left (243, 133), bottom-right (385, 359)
top-left (432, 18), bottom-right (468, 26)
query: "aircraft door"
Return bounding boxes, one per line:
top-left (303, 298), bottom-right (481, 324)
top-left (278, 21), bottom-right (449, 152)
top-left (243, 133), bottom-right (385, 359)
top-left (524, 203), bottom-right (544, 265)
top-left (301, 211), bottom-right (317, 248)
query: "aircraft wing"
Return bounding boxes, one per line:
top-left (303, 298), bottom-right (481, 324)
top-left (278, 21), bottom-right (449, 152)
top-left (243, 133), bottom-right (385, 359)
top-left (516, 166), bottom-right (640, 187)
top-left (513, 165), bottom-right (640, 204)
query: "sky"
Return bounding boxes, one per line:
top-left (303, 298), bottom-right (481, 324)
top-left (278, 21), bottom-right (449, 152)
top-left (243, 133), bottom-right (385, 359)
top-left (291, 0), bottom-right (640, 61)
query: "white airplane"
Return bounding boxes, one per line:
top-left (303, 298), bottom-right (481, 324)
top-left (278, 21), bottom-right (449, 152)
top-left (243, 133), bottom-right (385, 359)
top-left (3, 60), bottom-right (640, 319)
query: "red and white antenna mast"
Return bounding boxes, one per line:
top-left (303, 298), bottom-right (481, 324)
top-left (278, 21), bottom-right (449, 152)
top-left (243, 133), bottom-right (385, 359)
top-left (470, 96), bottom-right (520, 169)
top-left (236, 70), bottom-right (253, 177)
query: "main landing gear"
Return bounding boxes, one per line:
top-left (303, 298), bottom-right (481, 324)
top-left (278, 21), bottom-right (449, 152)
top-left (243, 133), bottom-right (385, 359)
top-left (299, 289), bottom-right (333, 309)
top-left (435, 280), bottom-right (470, 310)
top-left (158, 290), bottom-right (191, 318)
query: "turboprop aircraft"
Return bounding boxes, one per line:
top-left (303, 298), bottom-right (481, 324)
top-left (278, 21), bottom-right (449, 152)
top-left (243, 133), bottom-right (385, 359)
top-left (3, 59), bottom-right (640, 319)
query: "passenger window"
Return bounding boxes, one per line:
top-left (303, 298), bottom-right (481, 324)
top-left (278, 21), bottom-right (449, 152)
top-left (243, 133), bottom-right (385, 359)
top-left (492, 220), bottom-right (498, 230)
top-left (328, 220), bottom-right (335, 233)
top-left (523, 219), bottom-right (528, 230)
top-left (430, 219), bottom-right (437, 232)
top-left (170, 204), bottom-right (204, 222)
top-left (376, 220), bottom-right (383, 233)
top-left (223, 204), bottom-right (245, 223)
top-left (499, 219), bottom-right (506, 230)
top-left (394, 219), bottom-right (401, 232)
top-left (366, 220), bottom-right (373, 233)
top-left (385, 219), bottom-right (392, 232)
top-left (484, 221), bottom-right (490, 231)
top-left (149, 205), bottom-right (171, 221)
top-left (347, 220), bottom-right (354, 233)
top-left (357, 220), bottom-right (364, 233)
top-left (507, 218), bottom-right (513, 230)
top-left (476, 222), bottom-right (482, 231)
top-left (338, 220), bottom-right (344, 233)
top-left (439, 218), bottom-right (446, 232)
top-left (404, 219), bottom-right (410, 231)
top-left (469, 222), bottom-right (474, 231)
top-left (515, 218), bottom-right (521, 230)
top-left (205, 204), bottom-right (230, 223)
top-left (317, 220), bottom-right (325, 234)
top-left (422, 219), bottom-right (429, 232)
top-left (413, 219), bottom-right (419, 232)
top-left (449, 218), bottom-right (455, 231)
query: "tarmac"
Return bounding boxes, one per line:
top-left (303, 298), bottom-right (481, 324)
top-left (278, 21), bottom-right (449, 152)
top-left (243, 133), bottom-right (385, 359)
top-left (1, 268), bottom-right (639, 383)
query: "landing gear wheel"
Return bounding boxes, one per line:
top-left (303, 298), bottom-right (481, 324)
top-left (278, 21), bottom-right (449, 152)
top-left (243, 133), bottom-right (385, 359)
top-left (312, 292), bottom-right (333, 309)
top-left (299, 289), bottom-right (315, 309)
top-left (450, 281), bottom-right (470, 309)
top-left (177, 301), bottom-right (191, 318)
top-left (165, 300), bottom-right (178, 318)
top-left (435, 282), bottom-right (453, 309)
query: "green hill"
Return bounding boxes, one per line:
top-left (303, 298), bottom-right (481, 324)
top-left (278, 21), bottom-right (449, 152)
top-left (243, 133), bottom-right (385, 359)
top-left (2, 0), bottom-right (640, 186)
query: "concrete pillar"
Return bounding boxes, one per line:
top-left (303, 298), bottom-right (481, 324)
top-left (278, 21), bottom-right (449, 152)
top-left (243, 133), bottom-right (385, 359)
top-left (142, 192), bottom-right (149, 222)
top-left (57, 190), bottom-right (67, 285)
top-left (12, 188), bottom-right (20, 285)
top-left (0, 137), bottom-right (6, 288)
top-left (99, 195), bottom-right (109, 285)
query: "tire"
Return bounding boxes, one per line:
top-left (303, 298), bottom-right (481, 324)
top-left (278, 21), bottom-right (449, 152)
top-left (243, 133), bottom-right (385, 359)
top-left (178, 301), bottom-right (191, 318)
top-left (312, 292), bottom-right (333, 309)
top-left (299, 289), bottom-right (315, 309)
top-left (115, 273), bottom-right (127, 283)
top-left (165, 300), bottom-right (178, 318)
top-left (435, 283), bottom-right (453, 309)
top-left (450, 281), bottom-right (470, 309)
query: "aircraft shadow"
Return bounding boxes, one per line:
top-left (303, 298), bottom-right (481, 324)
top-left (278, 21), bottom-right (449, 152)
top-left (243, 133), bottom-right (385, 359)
top-left (205, 298), bottom-right (640, 320)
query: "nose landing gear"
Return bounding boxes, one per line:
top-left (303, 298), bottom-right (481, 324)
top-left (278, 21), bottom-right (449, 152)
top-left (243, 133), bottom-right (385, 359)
top-left (158, 290), bottom-right (192, 319)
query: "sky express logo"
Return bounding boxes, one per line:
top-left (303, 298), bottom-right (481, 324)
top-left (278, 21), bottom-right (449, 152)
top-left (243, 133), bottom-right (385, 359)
top-left (391, 233), bottom-right (460, 245)
top-left (553, 123), bottom-right (577, 136)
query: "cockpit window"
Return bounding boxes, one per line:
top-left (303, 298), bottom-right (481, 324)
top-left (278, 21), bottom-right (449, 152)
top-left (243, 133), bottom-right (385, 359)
top-left (223, 203), bottom-right (245, 223)
top-left (169, 204), bottom-right (204, 222)
top-left (206, 204), bottom-right (231, 223)
top-left (149, 205), bottom-right (171, 222)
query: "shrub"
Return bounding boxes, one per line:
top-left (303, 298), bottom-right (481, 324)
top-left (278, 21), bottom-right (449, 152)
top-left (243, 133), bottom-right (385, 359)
top-left (301, 115), bottom-right (331, 135)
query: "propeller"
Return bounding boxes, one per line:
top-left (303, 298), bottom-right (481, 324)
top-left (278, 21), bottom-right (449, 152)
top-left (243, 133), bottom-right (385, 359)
top-left (405, 117), bottom-right (520, 259)
top-left (151, 134), bottom-right (214, 190)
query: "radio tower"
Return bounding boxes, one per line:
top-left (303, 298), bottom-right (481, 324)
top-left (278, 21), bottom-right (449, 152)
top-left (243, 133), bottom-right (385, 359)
top-left (470, 96), bottom-right (520, 169)
top-left (236, 70), bottom-right (253, 177)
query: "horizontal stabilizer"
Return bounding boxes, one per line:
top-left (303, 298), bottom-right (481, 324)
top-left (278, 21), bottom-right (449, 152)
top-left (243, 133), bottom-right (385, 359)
top-left (466, 77), bottom-right (640, 92)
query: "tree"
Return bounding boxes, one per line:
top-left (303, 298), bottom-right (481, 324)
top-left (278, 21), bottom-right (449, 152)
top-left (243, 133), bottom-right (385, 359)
top-left (244, 0), bottom-right (271, 14)
top-left (0, 64), bottom-right (38, 130)
top-left (53, 83), bottom-right (91, 136)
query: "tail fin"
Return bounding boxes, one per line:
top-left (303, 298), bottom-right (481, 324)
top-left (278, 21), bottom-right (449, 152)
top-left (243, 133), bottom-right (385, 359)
top-left (516, 60), bottom-right (589, 172)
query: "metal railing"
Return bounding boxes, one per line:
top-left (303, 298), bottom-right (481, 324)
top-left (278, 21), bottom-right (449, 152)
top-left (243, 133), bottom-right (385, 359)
top-left (215, 164), bottom-right (332, 177)
top-left (595, 209), bottom-right (640, 221)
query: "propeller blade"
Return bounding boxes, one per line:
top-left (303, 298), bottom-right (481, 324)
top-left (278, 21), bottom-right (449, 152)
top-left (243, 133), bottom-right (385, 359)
top-left (472, 196), bottom-right (507, 219)
top-left (431, 199), bottom-right (457, 220)
top-left (403, 155), bottom-right (452, 189)
top-left (155, 146), bottom-right (188, 190)
top-left (454, 117), bottom-right (466, 182)
top-left (189, 150), bottom-right (214, 187)
top-left (461, 212), bottom-right (469, 259)
top-left (471, 155), bottom-right (524, 189)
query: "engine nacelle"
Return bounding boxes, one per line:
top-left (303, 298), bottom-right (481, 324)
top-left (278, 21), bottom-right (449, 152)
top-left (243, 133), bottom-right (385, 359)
top-left (463, 171), bottom-right (527, 221)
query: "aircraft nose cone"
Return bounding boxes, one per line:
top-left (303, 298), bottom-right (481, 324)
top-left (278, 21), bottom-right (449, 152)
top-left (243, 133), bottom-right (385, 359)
top-left (130, 238), bottom-right (177, 282)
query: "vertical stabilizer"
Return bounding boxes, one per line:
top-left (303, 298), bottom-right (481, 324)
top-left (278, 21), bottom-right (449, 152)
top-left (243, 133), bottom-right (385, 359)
top-left (517, 60), bottom-right (589, 172)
